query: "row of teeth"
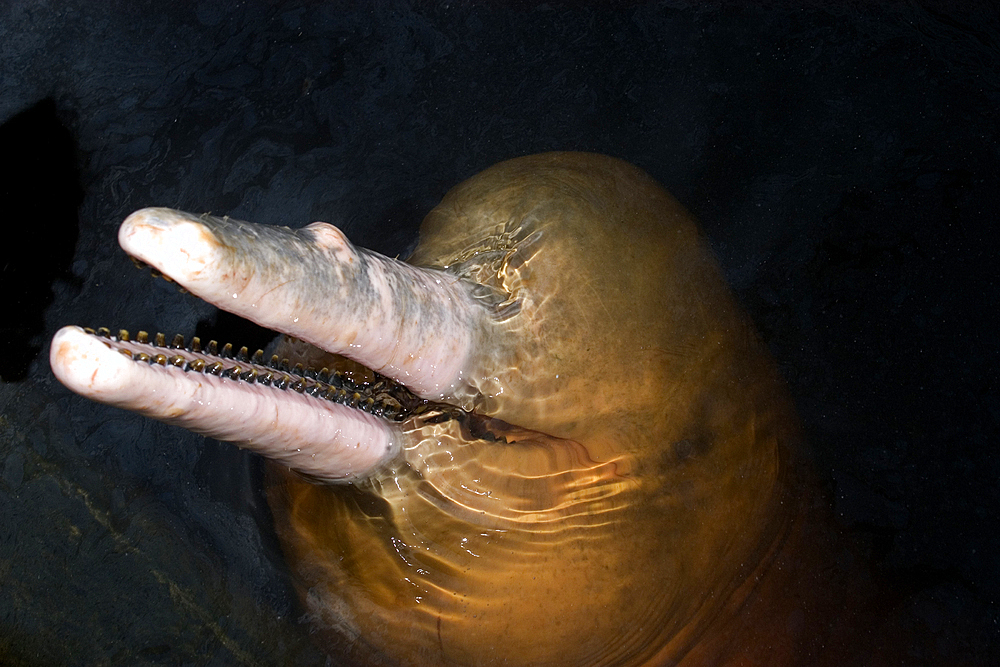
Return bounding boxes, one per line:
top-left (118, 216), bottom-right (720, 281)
top-left (84, 327), bottom-right (412, 421)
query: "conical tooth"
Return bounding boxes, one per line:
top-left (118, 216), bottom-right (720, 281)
top-left (207, 340), bottom-right (218, 355)
top-left (240, 369), bottom-right (257, 382)
top-left (83, 327), bottom-right (95, 335)
top-left (236, 346), bottom-right (249, 362)
top-left (189, 336), bottom-right (201, 353)
top-left (129, 256), bottom-right (147, 270)
top-left (290, 380), bottom-right (306, 393)
top-left (137, 331), bottom-right (149, 344)
top-left (118, 329), bottom-right (130, 341)
top-left (292, 362), bottom-right (304, 376)
top-left (317, 367), bottom-right (330, 383)
top-left (206, 361), bottom-right (224, 375)
top-left (221, 343), bottom-right (233, 358)
top-left (153, 354), bottom-right (167, 366)
top-left (169, 355), bottom-right (185, 367)
top-left (136, 352), bottom-right (150, 362)
top-left (279, 358), bottom-right (291, 372)
top-left (251, 349), bottom-right (264, 364)
top-left (118, 348), bottom-right (133, 359)
top-left (269, 354), bottom-right (280, 368)
top-left (188, 358), bottom-right (206, 372)
top-left (154, 332), bottom-right (166, 347)
top-left (222, 366), bottom-right (241, 379)
top-left (258, 371), bottom-right (273, 386)
top-left (147, 266), bottom-right (174, 283)
top-left (96, 327), bottom-right (111, 338)
top-left (170, 334), bottom-right (185, 349)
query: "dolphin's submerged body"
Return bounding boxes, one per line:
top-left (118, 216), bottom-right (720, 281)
top-left (52, 153), bottom-right (846, 665)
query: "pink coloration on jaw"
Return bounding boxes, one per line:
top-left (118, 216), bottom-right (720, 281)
top-left (119, 208), bottom-right (480, 400)
top-left (50, 326), bottom-right (399, 481)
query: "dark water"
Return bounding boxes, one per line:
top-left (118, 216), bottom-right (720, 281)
top-left (2, 1), bottom-right (997, 664)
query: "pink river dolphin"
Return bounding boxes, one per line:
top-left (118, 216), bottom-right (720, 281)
top-left (51, 153), bottom-right (897, 665)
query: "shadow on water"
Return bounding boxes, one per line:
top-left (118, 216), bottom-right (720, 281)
top-left (0, 99), bottom-right (81, 382)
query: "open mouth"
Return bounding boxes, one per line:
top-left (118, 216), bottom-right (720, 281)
top-left (51, 207), bottom-right (483, 482)
top-left (64, 325), bottom-right (422, 421)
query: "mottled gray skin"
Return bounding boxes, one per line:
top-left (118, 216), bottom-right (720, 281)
top-left (185, 212), bottom-right (478, 375)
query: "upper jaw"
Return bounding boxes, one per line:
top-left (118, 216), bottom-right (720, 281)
top-left (117, 207), bottom-right (483, 400)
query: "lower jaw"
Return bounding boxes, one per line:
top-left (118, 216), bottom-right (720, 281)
top-left (50, 325), bottom-right (427, 482)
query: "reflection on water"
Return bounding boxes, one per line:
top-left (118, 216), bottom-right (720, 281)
top-left (0, 380), bottom-right (325, 665)
top-left (268, 154), bottom-right (798, 666)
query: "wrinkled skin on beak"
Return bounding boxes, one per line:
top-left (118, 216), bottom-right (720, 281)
top-left (51, 153), bottom-right (803, 665)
